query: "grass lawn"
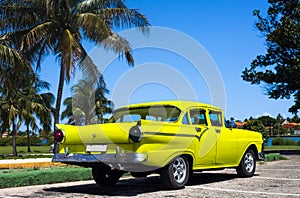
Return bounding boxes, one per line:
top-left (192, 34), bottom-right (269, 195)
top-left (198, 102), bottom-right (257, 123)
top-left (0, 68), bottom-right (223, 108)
top-left (0, 166), bottom-right (131, 188)
top-left (265, 145), bottom-right (300, 150)
top-left (0, 146), bottom-right (52, 159)
top-left (0, 166), bottom-right (93, 188)
top-left (0, 146), bottom-right (50, 155)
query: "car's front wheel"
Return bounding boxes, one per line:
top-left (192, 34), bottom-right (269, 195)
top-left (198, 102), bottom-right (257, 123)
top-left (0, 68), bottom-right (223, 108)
top-left (92, 166), bottom-right (124, 186)
top-left (236, 149), bottom-right (256, 177)
top-left (161, 156), bottom-right (190, 189)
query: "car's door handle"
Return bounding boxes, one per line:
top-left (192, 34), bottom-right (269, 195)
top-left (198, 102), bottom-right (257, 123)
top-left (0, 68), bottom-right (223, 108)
top-left (215, 129), bottom-right (221, 133)
top-left (195, 127), bottom-right (201, 132)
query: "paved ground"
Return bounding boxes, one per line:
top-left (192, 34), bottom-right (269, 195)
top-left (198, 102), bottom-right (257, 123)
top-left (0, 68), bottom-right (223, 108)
top-left (0, 155), bottom-right (299, 198)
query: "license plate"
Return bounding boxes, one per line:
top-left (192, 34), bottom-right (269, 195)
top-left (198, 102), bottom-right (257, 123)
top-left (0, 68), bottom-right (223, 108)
top-left (86, 145), bottom-right (107, 152)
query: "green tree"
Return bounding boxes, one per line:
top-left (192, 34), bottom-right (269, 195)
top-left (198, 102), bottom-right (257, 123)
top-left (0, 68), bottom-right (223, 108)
top-left (288, 115), bottom-right (300, 123)
top-left (272, 122), bottom-right (288, 135)
top-left (0, 37), bottom-right (33, 156)
top-left (243, 120), bottom-right (266, 137)
top-left (19, 77), bottom-right (54, 152)
top-left (242, 0), bottom-right (300, 115)
top-left (0, 74), bottom-right (28, 156)
top-left (0, 39), bottom-right (53, 154)
top-left (257, 115), bottom-right (276, 126)
top-left (0, 71), bottom-right (53, 155)
top-left (61, 79), bottom-right (113, 125)
top-left (0, 0), bottom-right (150, 129)
top-left (276, 113), bottom-right (284, 122)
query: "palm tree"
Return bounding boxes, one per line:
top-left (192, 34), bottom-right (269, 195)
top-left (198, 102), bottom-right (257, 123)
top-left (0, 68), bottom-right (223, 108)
top-left (19, 77), bottom-right (54, 152)
top-left (0, 39), bottom-right (53, 154)
top-left (0, 0), bottom-right (150, 129)
top-left (0, 36), bottom-right (32, 82)
top-left (0, 79), bottom-right (26, 156)
top-left (0, 69), bottom-right (54, 155)
top-left (61, 79), bottom-right (113, 125)
top-left (0, 36), bottom-right (32, 156)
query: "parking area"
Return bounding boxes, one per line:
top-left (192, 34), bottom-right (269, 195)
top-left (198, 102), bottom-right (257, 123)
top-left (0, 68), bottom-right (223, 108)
top-left (0, 155), bottom-right (299, 198)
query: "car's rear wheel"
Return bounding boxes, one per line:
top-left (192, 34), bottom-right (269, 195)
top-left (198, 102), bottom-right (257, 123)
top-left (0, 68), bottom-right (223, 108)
top-left (236, 149), bottom-right (256, 177)
top-left (161, 156), bottom-right (190, 189)
top-left (92, 166), bottom-right (124, 186)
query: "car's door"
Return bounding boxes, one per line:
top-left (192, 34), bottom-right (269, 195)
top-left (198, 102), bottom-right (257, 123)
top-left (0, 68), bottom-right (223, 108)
top-left (208, 110), bottom-right (239, 165)
top-left (188, 108), bottom-right (217, 166)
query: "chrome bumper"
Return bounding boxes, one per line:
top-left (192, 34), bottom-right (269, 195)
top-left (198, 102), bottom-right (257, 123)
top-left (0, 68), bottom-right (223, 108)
top-left (258, 152), bottom-right (265, 161)
top-left (52, 152), bottom-right (149, 171)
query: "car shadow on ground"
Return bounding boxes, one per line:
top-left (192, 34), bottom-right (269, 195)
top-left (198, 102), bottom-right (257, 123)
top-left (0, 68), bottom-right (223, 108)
top-left (43, 172), bottom-right (239, 197)
top-left (187, 172), bottom-right (238, 186)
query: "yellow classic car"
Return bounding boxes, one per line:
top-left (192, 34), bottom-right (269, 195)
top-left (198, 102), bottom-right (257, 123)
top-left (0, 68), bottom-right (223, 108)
top-left (53, 100), bottom-right (264, 189)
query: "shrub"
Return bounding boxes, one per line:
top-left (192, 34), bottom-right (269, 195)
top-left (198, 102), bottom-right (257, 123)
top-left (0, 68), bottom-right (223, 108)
top-left (298, 141), bottom-right (300, 146)
top-left (272, 137), bottom-right (284, 145)
top-left (0, 137), bottom-right (12, 146)
top-left (0, 136), bottom-right (43, 146)
top-left (284, 138), bottom-right (296, 146)
top-left (16, 136), bottom-right (42, 146)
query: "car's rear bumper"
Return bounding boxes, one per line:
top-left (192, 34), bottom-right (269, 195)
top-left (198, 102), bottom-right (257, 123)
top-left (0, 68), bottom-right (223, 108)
top-left (52, 152), bottom-right (153, 171)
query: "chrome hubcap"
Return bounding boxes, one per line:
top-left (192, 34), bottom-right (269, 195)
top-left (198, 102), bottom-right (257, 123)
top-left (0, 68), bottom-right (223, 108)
top-left (244, 153), bottom-right (254, 173)
top-left (172, 157), bottom-right (187, 183)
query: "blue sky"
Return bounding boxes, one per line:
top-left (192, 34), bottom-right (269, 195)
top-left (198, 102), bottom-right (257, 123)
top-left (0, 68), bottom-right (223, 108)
top-left (41, 0), bottom-right (294, 121)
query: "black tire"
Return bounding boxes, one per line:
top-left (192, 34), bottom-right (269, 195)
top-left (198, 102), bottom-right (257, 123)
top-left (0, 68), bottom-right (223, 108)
top-left (236, 149), bottom-right (256, 177)
top-left (161, 156), bottom-right (190, 189)
top-left (92, 167), bottom-right (124, 186)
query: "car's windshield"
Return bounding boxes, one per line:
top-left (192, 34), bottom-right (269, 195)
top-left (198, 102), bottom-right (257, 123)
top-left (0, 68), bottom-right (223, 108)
top-left (109, 105), bottom-right (181, 123)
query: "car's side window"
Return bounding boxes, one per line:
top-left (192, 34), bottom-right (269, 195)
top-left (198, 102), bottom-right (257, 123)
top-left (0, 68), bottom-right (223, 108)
top-left (182, 113), bottom-right (190, 125)
top-left (189, 109), bottom-right (207, 125)
top-left (209, 111), bottom-right (222, 126)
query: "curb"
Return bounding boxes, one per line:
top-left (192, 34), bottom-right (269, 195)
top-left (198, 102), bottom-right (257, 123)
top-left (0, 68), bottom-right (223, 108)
top-left (264, 153), bottom-right (281, 162)
top-left (264, 149), bottom-right (300, 155)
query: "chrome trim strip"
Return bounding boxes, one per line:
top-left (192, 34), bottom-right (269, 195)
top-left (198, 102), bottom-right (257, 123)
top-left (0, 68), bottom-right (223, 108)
top-left (52, 152), bottom-right (148, 164)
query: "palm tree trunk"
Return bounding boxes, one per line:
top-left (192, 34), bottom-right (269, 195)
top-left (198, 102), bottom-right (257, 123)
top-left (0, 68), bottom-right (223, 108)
top-left (53, 61), bottom-right (65, 153)
top-left (26, 124), bottom-right (31, 152)
top-left (54, 62), bottom-right (65, 130)
top-left (12, 121), bottom-right (18, 156)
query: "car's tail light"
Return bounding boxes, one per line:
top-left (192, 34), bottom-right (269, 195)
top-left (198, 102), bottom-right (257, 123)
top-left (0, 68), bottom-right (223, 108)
top-left (54, 130), bottom-right (64, 142)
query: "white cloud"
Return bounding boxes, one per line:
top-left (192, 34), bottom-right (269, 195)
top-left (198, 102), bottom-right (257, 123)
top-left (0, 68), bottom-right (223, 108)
top-left (255, 112), bottom-right (272, 118)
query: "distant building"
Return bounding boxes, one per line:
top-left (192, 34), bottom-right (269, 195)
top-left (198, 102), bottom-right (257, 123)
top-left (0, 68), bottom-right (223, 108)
top-left (235, 121), bottom-right (247, 129)
top-left (281, 120), bottom-right (300, 135)
top-left (1, 132), bottom-right (10, 138)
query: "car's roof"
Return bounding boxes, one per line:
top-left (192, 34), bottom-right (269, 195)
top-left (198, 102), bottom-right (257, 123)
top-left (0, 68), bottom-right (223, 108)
top-left (117, 100), bottom-right (222, 111)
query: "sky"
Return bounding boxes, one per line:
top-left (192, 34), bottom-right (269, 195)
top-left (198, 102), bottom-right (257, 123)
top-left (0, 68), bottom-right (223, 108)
top-left (40, 0), bottom-right (295, 122)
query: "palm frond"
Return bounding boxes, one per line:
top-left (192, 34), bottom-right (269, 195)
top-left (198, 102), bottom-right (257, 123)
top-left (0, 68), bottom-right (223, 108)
top-left (22, 21), bottom-right (52, 51)
top-left (79, 47), bottom-right (102, 85)
top-left (98, 8), bottom-right (150, 33)
top-left (8, 104), bottom-right (19, 125)
top-left (58, 28), bottom-right (80, 81)
top-left (76, 13), bottom-right (111, 42)
top-left (101, 33), bottom-right (134, 66)
top-left (0, 42), bottom-right (31, 71)
top-left (77, 0), bottom-right (125, 12)
top-left (0, 0), bottom-right (47, 33)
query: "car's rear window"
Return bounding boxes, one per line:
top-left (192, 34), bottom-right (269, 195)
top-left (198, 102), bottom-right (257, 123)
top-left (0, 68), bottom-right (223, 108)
top-left (109, 105), bottom-right (181, 123)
